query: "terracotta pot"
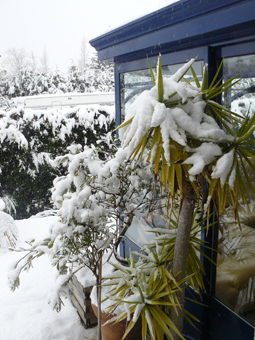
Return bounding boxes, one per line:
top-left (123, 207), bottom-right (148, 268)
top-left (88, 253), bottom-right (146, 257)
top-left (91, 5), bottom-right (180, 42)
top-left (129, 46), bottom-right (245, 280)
top-left (91, 303), bottom-right (142, 340)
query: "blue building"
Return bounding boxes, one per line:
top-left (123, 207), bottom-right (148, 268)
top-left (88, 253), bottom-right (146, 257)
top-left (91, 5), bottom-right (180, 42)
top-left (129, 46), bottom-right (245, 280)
top-left (90, 1), bottom-right (255, 339)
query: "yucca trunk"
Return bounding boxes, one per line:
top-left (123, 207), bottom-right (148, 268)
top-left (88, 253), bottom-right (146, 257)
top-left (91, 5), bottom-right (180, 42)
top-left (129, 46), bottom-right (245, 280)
top-left (97, 252), bottom-right (103, 340)
top-left (171, 181), bottom-right (197, 340)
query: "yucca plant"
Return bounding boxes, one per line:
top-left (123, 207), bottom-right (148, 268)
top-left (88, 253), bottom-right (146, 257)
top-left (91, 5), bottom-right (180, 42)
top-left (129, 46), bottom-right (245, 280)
top-left (103, 244), bottom-right (187, 340)
top-left (102, 206), bottom-right (215, 340)
top-left (113, 55), bottom-right (255, 339)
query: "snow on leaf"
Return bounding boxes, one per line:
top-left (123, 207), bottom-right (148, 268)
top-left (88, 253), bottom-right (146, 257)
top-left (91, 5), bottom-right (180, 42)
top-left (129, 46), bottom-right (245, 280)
top-left (211, 149), bottom-right (234, 186)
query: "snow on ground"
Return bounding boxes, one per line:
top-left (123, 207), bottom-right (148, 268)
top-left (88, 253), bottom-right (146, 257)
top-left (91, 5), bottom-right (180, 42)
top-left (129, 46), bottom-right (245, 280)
top-left (0, 215), bottom-right (97, 340)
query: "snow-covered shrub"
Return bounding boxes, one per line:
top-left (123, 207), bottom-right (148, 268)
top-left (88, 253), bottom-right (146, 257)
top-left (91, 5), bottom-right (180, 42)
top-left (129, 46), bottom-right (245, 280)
top-left (0, 104), bottom-right (115, 218)
top-left (0, 96), bottom-right (16, 110)
top-left (9, 136), bottom-right (163, 311)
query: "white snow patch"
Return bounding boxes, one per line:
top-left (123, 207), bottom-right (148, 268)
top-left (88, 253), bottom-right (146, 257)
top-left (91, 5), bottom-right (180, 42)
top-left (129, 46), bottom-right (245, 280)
top-left (0, 215), bottom-right (95, 340)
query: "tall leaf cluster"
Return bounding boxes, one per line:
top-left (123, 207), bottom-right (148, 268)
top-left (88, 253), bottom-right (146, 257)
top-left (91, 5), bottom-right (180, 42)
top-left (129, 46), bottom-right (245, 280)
top-left (118, 56), bottom-right (255, 225)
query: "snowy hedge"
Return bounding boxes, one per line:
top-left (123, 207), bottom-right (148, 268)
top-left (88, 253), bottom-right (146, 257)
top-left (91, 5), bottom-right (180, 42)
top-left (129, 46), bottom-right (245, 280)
top-left (0, 104), bottom-right (115, 218)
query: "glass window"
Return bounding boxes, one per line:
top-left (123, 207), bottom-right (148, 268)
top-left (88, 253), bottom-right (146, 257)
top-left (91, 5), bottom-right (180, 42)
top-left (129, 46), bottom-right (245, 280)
top-left (215, 54), bottom-right (255, 326)
top-left (222, 54), bottom-right (255, 114)
top-left (120, 69), bottom-right (152, 122)
top-left (125, 198), bottom-right (169, 248)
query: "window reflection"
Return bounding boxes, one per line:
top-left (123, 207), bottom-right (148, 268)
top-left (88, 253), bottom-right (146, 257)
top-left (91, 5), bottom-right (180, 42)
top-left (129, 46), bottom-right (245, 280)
top-left (222, 55), bottom-right (255, 115)
top-left (216, 54), bottom-right (255, 326)
top-left (125, 197), bottom-right (168, 248)
top-left (216, 203), bottom-right (255, 325)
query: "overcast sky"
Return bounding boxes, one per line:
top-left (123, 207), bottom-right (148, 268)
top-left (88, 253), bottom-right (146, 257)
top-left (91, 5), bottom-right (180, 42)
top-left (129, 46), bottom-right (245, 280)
top-left (0, 0), bottom-right (177, 73)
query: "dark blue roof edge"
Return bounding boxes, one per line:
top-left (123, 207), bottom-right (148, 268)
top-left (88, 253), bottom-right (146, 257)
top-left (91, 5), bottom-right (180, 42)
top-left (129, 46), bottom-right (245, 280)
top-left (90, 0), bottom-right (246, 52)
top-left (95, 0), bottom-right (255, 63)
top-left (90, 0), bottom-right (187, 48)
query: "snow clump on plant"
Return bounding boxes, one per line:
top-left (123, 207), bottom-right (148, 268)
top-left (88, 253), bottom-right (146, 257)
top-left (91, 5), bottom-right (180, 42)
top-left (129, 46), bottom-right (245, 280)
top-left (119, 59), bottom-right (234, 185)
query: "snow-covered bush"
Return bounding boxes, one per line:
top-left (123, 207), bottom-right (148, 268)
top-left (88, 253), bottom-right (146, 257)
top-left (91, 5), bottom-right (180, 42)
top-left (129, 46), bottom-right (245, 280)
top-left (0, 96), bottom-right (16, 110)
top-left (0, 104), bottom-right (115, 218)
top-left (9, 135), bottom-right (163, 311)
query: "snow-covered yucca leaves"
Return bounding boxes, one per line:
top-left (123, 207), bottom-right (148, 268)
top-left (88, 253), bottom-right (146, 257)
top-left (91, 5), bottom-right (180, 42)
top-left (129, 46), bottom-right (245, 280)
top-left (103, 249), bottom-right (186, 340)
top-left (103, 207), bottom-right (215, 340)
top-left (146, 207), bottom-right (217, 297)
top-left (117, 55), bottom-right (255, 225)
top-left (206, 111), bottom-right (255, 225)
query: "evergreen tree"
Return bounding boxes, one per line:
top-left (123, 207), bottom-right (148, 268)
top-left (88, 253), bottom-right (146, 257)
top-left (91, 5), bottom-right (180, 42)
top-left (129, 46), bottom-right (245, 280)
top-left (66, 64), bottom-right (86, 92)
top-left (50, 70), bottom-right (67, 93)
top-left (0, 50), bottom-right (114, 98)
top-left (0, 70), bottom-right (10, 98)
top-left (86, 52), bottom-right (114, 92)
